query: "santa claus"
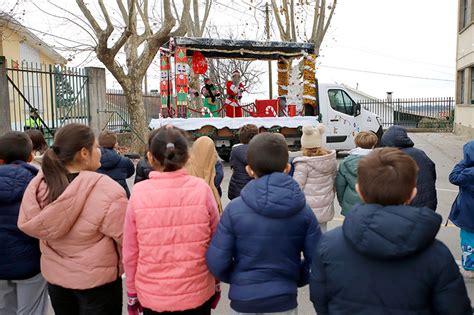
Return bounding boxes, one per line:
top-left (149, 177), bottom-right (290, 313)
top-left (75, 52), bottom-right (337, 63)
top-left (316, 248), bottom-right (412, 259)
top-left (225, 69), bottom-right (245, 118)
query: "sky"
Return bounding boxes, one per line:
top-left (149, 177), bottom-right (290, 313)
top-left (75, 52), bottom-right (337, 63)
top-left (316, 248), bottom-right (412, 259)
top-left (2, 0), bottom-right (458, 99)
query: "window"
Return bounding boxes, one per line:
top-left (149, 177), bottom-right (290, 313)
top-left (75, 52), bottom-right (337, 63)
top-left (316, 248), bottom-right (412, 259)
top-left (328, 89), bottom-right (355, 115)
top-left (458, 69), bottom-right (465, 104)
top-left (471, 67), bottom-right (474, 104)
top-left (462, 0), bottom-right (469, 29)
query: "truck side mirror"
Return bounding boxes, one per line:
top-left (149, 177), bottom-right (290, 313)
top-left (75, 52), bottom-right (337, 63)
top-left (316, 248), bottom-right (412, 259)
top-left (354, 103), bottom-right (361, 117)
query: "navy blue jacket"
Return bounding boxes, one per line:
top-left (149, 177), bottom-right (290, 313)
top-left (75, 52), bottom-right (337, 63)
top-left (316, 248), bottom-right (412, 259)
top-left (206, 172), bottom-right (321, 313)
top-left (381, 126), bottom-right (437, 210)
top-left (0, 161), bottom-right (41, 280)
top-left (449, 141), bottom-right (474, 232)
top-left (215, 160), bottom-right (224, 197)
top-left (228, 144), bottom-right (253, 200)
top-left (310, 204), bottom-right (471, 315)
top-left (97, 148), bottom-right (135, 198)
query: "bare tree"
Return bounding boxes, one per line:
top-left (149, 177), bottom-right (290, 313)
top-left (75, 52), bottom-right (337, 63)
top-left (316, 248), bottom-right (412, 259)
top-left (76, 0), bottom-right (191, 152)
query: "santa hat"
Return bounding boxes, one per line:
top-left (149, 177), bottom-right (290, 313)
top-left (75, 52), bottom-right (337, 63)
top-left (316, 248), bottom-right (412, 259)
top-left (301, 124), bottom-right (325, 149)
top-left (231, 69), bottom-right (240, 77)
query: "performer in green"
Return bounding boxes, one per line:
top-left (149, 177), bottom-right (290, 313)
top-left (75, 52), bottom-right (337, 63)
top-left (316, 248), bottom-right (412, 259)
top-left (201, 78), bottom-right (221, 117)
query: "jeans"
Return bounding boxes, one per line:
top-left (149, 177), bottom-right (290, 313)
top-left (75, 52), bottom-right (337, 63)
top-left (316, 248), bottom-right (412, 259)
top-left (0, 272), bottom-right (49, 315)
top-left (47, 278), bottom-right (122, 315)
top-left (230, 308), bottom-right (298, 315)
top-left (143, 298), bottom-right (212, 315)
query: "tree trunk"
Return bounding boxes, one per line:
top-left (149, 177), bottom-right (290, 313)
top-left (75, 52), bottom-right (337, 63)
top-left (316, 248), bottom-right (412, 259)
top-left (125, 81), bottom-right (148, 154)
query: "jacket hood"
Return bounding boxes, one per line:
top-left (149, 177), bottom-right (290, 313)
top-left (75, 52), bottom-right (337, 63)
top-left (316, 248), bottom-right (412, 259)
top-left (19, 171), bottom-right (103, 240)
top-left (240, 172), bottom-right (306, 218)
top-left (293, 150), bottom-right (336, 173)
top-left (463, 141), bottom-right (474, 167)
top-left (99, 148), bottom-right (121, 170)
top-left (0, 161), bottom-right (38, 203)
top-left (381, 126), bottom-right (414, 148)
top-left (343, 204), bottom-right (441, 260)
top-left (341, 154), bottom-right (361, 177)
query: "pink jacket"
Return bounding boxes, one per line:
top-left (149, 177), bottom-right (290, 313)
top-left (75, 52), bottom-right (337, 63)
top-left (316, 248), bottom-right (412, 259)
top-left (293, 150), bottom-right (337, 223)
top-left (18, 171), bottom-right (127, 289)
top-left (123, 169), bottom-right (219, 312)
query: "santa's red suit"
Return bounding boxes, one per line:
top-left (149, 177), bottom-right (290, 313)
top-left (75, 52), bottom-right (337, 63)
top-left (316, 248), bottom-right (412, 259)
top-left (225, 77), bottom-right (245, 118)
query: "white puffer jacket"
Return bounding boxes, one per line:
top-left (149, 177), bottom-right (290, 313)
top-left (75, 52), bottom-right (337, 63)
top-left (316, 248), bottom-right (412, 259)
top-left (293, 150), bottom-right (337, 223)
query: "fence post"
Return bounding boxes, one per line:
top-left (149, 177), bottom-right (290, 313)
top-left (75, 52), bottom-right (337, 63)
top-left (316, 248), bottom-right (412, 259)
top-left (86, 67), bottom-right (107, 135)
top-left (0, 56), bottom-right (11, 133)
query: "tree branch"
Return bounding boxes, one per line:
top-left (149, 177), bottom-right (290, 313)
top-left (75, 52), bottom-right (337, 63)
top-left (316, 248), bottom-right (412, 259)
top-left (192, 0), bottom-right (200, 36)
top-left (289, 0), bottom-right (296, 41)
top-left (76, 0), bottom-right (103, 34)
top-left (110, 0), bottom-right (136, 56)
top-left (116, 0), bottom-right (129, 25)
top-left (271, 0), bottom-right (288, 41)
top-left (311, 0), bottom-right (321, 41)
top-left (199, 0), bottom-right (212, 37)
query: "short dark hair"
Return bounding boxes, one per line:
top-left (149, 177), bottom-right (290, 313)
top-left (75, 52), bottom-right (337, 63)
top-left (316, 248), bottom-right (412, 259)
top-left (357, 148), bottom-right (418, 205)
top-left (354, 131), bottom-right (378, 149)
top-left (150, 127), bottom-right (189, 172)
top-left (98, 130), bottom-right (117, 149)
top-left (0, 131), bottom-right (33, 163)
top-left (247, 132), bottom-right (288, 177)
top-left (25, 129), bottom-right (48, 154)
top-left (239, 124), bottom-right (259, 144)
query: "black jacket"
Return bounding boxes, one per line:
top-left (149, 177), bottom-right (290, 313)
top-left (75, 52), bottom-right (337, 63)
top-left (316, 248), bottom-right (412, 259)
top-left (0, 161), bottom-right (41, 280)
top-left (134, 158), bottom-right (152, 184)
top-left (381, 126), bottom-right (437, 210)
top-left (228, 144), bottom-right (253, 200)
top-left (310, 203), bottom-right (471, 315)
top-left (97, 148), bottom-right (135, 198)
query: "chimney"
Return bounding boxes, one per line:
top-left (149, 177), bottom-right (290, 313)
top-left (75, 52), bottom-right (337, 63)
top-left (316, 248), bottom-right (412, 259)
top-left (386, 91), bottom-right (393, 103)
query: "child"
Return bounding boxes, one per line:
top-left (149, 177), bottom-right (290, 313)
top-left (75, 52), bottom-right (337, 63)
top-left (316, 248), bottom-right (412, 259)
top-left (123, 126), bottom-right (220, 314)
top-left (293, 125), bottom-right (337, 232)
top-left (0, 131), bottom-right (48, 315)
top-left (187, 136), bottom-right (223, 214)
top-left (310, 148), bottom-right (471, 314)
top-left (448, 141), bottom-right (474, 278)
top-left (206, 132), bottom-right (321, 315)
top-left (381, 126), bottom-right (437, 210)
top-left (25, 129), bottom-right (48, 169)
top-left (134, 129), bottom-right (160, 184)
top-left (228, 124), bottom-right (259, 200)
top-left (18, 124), bottom-right (128, 315)
top-left (336, 131), bottom-right (378, 216)
top-left (97, 130), bottom-right (135, 198)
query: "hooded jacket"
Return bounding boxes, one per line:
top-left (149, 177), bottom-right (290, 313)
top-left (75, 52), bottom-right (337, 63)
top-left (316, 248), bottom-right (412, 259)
top-left (206, 172), bottom-right (321, 313)
top-left (310, 204), bottom-right (471, 315)
top-left (18, 171), bottom-right (128, 289)
top-left (381, 126), bottom-right (437, 211)
top-left (228, 143), bottom-right (253, 200)
top-left (123, 169), bottom-right (220, 312)
top-left (0, 161), bottom-right (40, 280)
top-left (449, 141), bottom-right (474, 232)
top-left (97, 148), bottom-right (135, 198)
top-left (336, 148), bottom-right (372, 216)
top-left (293, 150), bottom-right (337, 223)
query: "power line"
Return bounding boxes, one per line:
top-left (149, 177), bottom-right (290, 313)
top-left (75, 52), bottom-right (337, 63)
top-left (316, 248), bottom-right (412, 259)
top-left (319, 64), bottom-right (454, 82)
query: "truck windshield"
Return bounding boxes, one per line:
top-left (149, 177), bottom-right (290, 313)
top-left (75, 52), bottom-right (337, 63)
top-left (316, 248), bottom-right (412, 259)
top-left (328, 89), bottom-right (355, 116)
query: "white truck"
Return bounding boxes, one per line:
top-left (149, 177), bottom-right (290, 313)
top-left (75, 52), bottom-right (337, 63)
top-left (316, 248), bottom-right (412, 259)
top-left (150, 83), bottom-right (383, 160)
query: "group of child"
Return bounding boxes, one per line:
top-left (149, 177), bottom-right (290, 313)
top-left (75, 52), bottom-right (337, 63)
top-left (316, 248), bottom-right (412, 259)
top-left (0, 122), bottom-right (473, 315)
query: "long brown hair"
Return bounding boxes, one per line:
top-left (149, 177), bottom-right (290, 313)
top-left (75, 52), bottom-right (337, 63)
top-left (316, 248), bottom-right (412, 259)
top-left (303, 147), bottom-right (331, 157)
top-left (42, 124), bottom-right (95, 203)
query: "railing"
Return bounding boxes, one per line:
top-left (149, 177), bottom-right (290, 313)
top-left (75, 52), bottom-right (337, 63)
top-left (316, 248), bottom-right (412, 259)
top-left (6, 59), bottom-right (89, 142)
top-left (357, 97), bottom-right (454, 130)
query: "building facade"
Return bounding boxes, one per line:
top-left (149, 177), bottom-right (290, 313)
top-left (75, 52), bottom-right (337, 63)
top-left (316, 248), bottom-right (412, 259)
top-left (455, 0), bottom-right (474, 135)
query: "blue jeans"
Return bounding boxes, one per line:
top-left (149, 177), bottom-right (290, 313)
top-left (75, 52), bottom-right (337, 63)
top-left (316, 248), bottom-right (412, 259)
top-left (230, 308), bottom-right (298, 315)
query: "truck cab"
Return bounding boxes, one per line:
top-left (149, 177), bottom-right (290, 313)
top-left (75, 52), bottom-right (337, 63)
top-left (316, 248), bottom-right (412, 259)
top-left (318, 83), bottom-right (383, 150)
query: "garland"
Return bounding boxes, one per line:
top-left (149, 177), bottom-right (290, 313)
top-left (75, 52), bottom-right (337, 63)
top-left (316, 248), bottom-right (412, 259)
top-left (303, 53), bottom-right (317, 107)
top-left (277, 58), bottom-right (289, 96)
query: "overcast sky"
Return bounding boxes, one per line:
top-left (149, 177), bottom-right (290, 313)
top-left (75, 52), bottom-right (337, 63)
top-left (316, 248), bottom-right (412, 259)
top-left (3, 0), bottom-right (458, 99)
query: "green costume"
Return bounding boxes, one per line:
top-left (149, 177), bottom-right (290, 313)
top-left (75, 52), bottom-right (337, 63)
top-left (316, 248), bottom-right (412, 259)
top-left (201, 83), bottom-right (220, 118)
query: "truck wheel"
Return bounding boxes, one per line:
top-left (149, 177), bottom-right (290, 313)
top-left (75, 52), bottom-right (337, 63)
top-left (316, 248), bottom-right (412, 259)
top-left (217, 148), bottom-right (231, 162)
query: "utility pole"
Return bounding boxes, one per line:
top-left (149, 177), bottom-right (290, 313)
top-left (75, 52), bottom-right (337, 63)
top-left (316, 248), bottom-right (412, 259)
top-left (265, 2), bottom-right (273, 99)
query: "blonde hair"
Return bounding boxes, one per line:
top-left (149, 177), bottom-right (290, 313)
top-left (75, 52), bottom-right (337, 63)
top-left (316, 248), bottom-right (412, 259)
top-left (303, 147), bottom-right (331, 157)
top-left (354, 131), bottom-right (378, 149)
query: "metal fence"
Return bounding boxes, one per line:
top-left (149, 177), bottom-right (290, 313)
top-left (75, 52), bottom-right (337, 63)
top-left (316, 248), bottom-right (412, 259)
top-left (105, 90), bottom-right (162, 131)
top-left (358, 97), bottom-right (454, 130)
top-left (6, 59), bottom-right (89, 141)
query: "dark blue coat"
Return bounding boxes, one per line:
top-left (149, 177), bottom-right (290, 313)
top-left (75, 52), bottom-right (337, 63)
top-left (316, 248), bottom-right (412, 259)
top-left (215, 160), bottom-right (224, 196)
top-left (0, 161), bottom-right (41, 280)
top-left (228, 144), bottom-right (253, 200)
top-left (206, 172), bottom-right (321, 313)
top-left (97, 148), bottom-right (135, 198)
top-left (449, 141), bottom-right (474, 232)
top-left (381, 126), bottom-right (437, 210)
top-left (310, 203), bottom-right (471, 315)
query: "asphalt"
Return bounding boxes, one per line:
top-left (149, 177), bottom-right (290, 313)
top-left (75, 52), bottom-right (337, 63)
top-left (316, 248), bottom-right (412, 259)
top-left (47, 132), bottom-right (473, 314)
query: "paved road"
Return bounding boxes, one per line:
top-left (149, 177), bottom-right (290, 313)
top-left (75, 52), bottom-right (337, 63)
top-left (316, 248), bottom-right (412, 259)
top-left (48, 132), bottom-right (473, 314)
